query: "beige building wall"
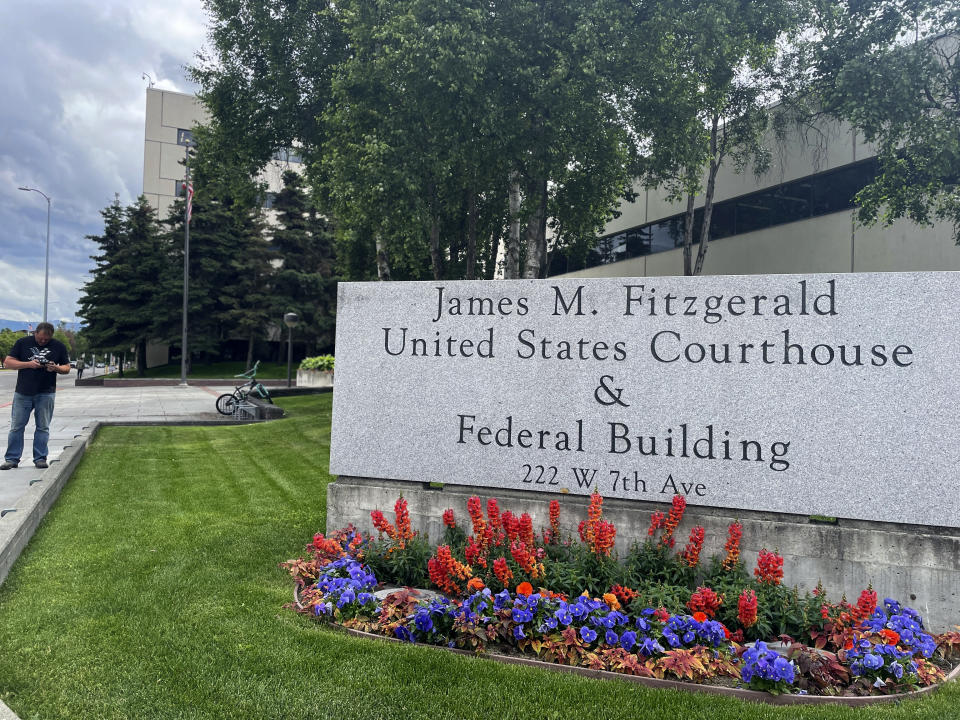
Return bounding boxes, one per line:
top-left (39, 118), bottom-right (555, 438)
top-left (143, 88), bottom-right (210, 221)
top-left (560, 113), bottom-right (959, 279)
top-left (142, 88), bottom-right (302, 222)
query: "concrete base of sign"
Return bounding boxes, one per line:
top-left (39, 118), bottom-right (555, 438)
top-left (327, 476), bottom-right (960, 632)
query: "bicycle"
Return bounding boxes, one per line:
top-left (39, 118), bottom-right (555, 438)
top-left (215, 361), bottom-right (274, 415)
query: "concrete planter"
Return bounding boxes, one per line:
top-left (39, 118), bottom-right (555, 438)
top-left (296, 369), bottom-right (334, 388)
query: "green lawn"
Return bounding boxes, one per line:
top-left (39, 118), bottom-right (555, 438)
top-left (0, 395), bottom-right (957, 719)
top-left (103, 361), bottom-right (293, 380)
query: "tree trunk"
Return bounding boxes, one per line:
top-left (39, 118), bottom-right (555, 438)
top-left (522, 178), bottom-right (548, 279)
top-left (466, 190), bottom-right (477, 280)
top-left (429, 216), bottom-right (442, 281)
top-left (504, 171), bottom-right (522, 279)
top-left (486, 231), bottom-right (500, 280)
top-left (375, 232), bottom-right (392, 281)
top-left (246, 334), bottom-right (255, 371)
top-left (682, 191), bottom-right (695, 276)
top-left (137, 339), bottom-right (147, 377)
top-left (117, 351), bottom-right (124, 378)
top-left (694, 116), bottom-right (721, 276)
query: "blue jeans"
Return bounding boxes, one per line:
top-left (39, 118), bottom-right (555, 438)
top-left (5, 392), bottom-right (55, 464)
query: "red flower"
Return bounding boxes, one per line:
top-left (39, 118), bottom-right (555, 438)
top-left (610, 584), bottom-right (638, 607)
top-left (467, 496), bottom-right (486, 538)
top-left (681, 526), bottom-right (705, 567)
top-left (855, 587), bottom-right (877, 621)
top-left (516, 581), bottom-right (533, 596)
top-left (881, 629), bottom-right (900, 645)
top-left (503, 511), bottom-right (520, 543)
top-left (486, 498), bottom-right (502, 532)
top-left (519, 513), bottom-right (535, 548)
top-left (493, 556), bottom-right (513, 586)
top-left (692, 611), bottom-right (707, 623)
top-left (687, 586), bottom-right (723, 617)
top-left (394, 496), bottom-right (413, 544)
top-left (580, 492), bottom-right (616, 557)
top-left (647, 511), bottom-right (665, 537)
top-left (754, 548), bottom-right (784, 585)
top-left (442, 508), bottom-right (456, 528)
top-left (721, 522), bottom-right (743, 571)
top-left (737, 589), bottom-right (758, 628)
top-left (370, 509), bottom-right (396, 540)
top-left (548, 499), bottom-right (561, 541)
top-left (427, 545), bottom-right (472, 595)
top-left (659, 495), bottom-right (686, 547)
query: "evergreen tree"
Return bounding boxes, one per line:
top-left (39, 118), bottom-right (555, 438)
top-left (78, 196), bottom-right (167, 376)
top-left (158, 123), bottom-right (274, 369)
top-left (270, 170), bottom-right (337, 354)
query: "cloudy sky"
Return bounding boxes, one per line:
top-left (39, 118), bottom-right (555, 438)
top-left (0, 0), bottom-right (207, 324)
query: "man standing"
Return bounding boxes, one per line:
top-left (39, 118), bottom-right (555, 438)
top-left (76, 357), bottom-right (85, 380)
top-left (1, 322), bottom-right (70, 470)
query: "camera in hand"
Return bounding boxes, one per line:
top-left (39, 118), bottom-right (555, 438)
top-left (36, 357), bottom-right (50, 366)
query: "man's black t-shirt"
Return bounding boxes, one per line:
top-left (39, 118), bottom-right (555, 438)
top-left (8, 335), bottom-right (69, 395)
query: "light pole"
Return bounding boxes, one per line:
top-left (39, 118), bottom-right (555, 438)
top-left (284, 312), bottom-right (298, 388)
top-left (18, 186), bottom-right (51, 322)
top-left (177, 131), bottom-right (196, 386)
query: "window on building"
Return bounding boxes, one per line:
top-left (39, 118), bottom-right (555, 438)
top-left (562, 159), bottom-right (878, 274)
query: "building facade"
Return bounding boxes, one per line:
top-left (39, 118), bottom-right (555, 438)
top-left (554, 119), bottom-right (959, 279)
top-left (142, 87), bottom-right (302, 222)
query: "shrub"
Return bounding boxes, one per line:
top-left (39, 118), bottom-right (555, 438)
top-left (299, 355), bottom-right (335, 371)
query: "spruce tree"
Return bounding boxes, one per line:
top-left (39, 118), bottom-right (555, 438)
top-left (270, 170), bottom-right (337, 354)
top-left (78, 196), bottom-right (168, 375)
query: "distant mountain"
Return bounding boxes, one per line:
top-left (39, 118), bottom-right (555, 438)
top-left (0, 319), bottom-right (83, 332)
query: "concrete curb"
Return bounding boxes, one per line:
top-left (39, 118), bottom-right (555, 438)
top-left (0, 414), bottom-right (276, 720)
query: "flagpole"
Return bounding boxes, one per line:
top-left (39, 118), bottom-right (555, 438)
top-left (179, 142), bottom-right (192, 386)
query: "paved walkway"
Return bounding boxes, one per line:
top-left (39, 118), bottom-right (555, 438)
top-left (0, 381), bottom-right (223, 511)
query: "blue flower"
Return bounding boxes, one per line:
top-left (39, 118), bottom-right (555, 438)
top-left (555, 606), bottom-right (573, 626)
top-left (580, 626), bottom-right (598, 643)
top-left (513, 608), bottom-right (533, 624)
top-left (635, 617), bottom-right (651, 632)
top-left (414, 610), bottom-right (434, 634)
top-left (514, 625), bottom-right (526, 640)
top-left (605, 630), bottom-right (619, 645)
top-left (620, 631), bottom-right (637, 652)
top-left (395, 625), bottom-right (414, 643)
top-left (638, 637), bottom-right (663, 656)
top-left (773, 656), bottom-right (795, 683)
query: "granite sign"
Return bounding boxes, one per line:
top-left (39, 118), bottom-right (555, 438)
top-left (329, 272), bottom-right (960, 528)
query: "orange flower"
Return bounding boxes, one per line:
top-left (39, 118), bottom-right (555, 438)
top-left (467, 577), bottom-right (485, 592)
top-left (516, 581), bottom-right (533, 595)
top-left (692, 611), bottom-right (707, 623)
top-left (602, 593), bottom-right (621, 610)
top-left (881, 629), bottom-right (900, 645)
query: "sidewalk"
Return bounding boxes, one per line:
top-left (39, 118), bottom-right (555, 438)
top-left (0, 383), bottom-right (223, 512)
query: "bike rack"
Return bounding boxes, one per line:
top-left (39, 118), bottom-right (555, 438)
top-left (233, 399), bottom-right (258, 420)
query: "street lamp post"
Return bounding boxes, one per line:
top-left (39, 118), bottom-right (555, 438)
top-left (283, 312), bottom-right (298, 388)
top-left (18, 186), bottom-right (51, 322)
top-left (177, 131), bottom-right (196, 386)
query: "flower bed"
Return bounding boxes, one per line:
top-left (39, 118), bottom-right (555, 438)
top-left (283, 494), bottom-right (960, 702)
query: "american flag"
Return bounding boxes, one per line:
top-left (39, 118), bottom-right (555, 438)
top-left (186, 182), bottom-right (194, 223)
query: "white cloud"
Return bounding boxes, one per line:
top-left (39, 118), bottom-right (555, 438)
top-left (0, 0), bottom-right (208, 321)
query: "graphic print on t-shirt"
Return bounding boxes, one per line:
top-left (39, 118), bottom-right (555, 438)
top-left (28, 345), bottom-right (53, 364)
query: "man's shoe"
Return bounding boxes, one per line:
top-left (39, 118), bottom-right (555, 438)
top-left (0, 461), bottom-right (18, 470)
top-left (34, 460), bottom-right (48, 469)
